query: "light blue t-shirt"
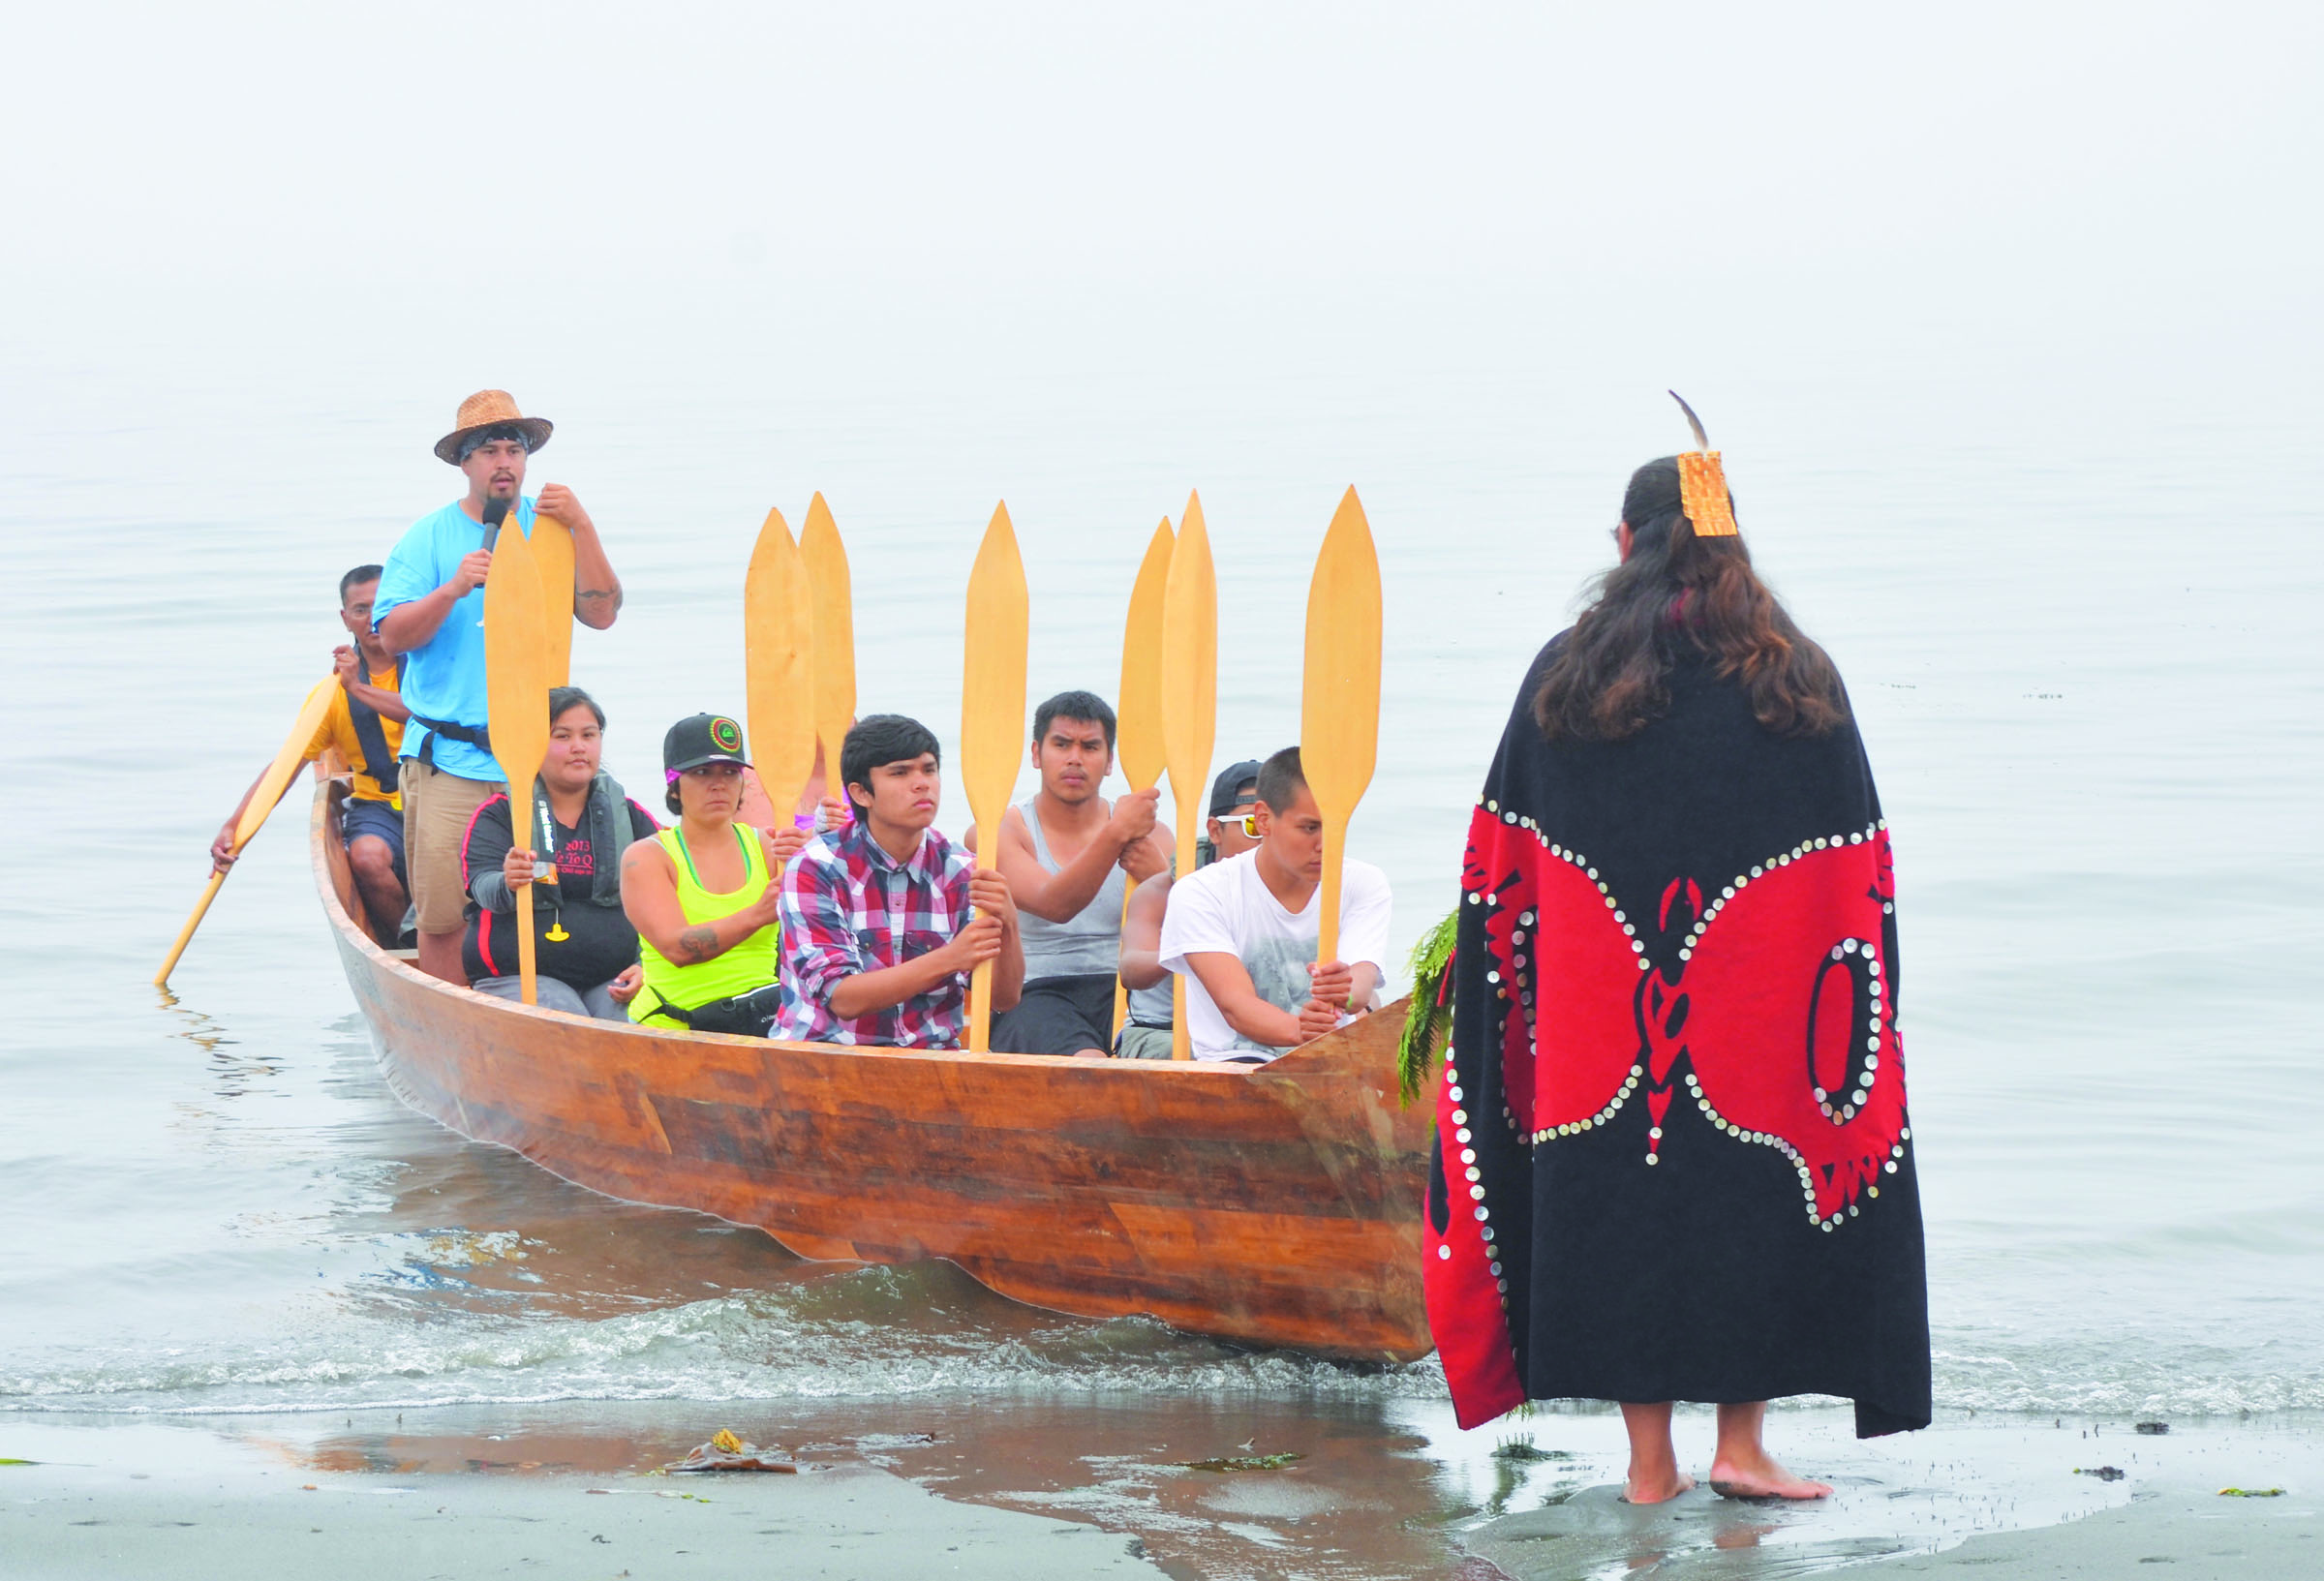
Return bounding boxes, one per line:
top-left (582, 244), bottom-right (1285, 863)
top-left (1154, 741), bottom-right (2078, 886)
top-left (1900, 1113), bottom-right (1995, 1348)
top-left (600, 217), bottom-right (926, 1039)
top-left (372, 496), bottom-right (539, 782)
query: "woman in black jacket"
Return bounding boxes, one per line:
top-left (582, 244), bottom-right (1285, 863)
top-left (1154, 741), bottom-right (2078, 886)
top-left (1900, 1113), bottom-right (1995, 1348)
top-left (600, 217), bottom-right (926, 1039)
top-left (461, 686), bottom-right (660, 1019)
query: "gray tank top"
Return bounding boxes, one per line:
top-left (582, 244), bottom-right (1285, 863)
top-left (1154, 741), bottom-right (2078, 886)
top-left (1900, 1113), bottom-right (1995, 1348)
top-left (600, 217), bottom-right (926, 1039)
top-left (1017, 796), bottom-right (1127, 979)
top-left (1017, 798), bottom-right (1175, 1026)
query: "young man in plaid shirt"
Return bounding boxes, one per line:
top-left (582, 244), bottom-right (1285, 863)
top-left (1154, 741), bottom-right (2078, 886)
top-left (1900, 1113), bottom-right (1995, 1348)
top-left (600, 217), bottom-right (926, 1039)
top-left (773, 714), bottom-right (1024, 1047)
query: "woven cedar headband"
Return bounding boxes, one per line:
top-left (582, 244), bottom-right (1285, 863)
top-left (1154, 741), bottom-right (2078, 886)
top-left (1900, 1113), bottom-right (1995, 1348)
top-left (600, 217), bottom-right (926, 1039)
top-left (1669, 390), bottom-right (1739, 538)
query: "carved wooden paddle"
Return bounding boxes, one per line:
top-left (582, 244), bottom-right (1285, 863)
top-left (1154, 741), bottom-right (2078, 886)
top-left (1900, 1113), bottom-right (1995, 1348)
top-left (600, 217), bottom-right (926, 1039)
top-left (1158, 491), bottom-right (1217, 1062)
top-left (960, 502), bottom-right (1029, 1052)
top-left (1110, 515), bottom-right (1177, 1038)
top-left (531, 512), bottom-right (575, 686)
top-left (155, 674), bottom-right (339, 987)
top-left (484, 518), bottom-right (553, 1006)
top-left (800, 493), bottom-right (856, 813)
top-left (1300, 486), bottom-right (1382, 968)
top-left (745, 506), bottom-right (818, 866)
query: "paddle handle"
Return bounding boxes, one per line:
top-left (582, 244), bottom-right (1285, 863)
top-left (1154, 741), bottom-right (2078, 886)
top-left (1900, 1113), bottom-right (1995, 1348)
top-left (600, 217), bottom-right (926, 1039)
top-left (516, 884), bottom-right (538, 1006)
top-left (154, 870), bottom-right (227, 987)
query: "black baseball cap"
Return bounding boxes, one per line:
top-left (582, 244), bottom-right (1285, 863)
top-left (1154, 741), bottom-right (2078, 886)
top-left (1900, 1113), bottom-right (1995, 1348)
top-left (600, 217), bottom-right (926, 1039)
top-left (1208, 759), bottom-right (1262, 817)
top-left (664, 713), bottom-right (750, 773)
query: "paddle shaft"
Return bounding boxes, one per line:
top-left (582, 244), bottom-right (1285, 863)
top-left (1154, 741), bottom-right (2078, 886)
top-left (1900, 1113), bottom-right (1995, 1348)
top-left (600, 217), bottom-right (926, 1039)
top-left (158, 675), bottom-right (340, 987)
top-left (514, 881), bottom-right (538, 1004)
top-left (968, 856), bottom-right (996, 1052)
top-left (1171, 788), bottom-right (1201, 1061)
top-left (154, 872), bottom-right (226, 987)
top-left (1111, 879), bottom-right (1136, 1041)
top-left (1317, 813), bottom-right (1349, 968)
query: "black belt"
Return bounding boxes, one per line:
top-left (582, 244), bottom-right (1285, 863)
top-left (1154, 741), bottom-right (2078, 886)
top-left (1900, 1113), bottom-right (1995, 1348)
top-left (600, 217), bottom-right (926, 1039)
top-left (411, 714), bottom-right (492, 767)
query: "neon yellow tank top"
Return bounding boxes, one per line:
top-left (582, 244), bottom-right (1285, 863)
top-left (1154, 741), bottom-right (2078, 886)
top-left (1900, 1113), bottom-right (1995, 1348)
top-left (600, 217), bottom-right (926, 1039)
top-left (629, 823), bottom-right (779, 1024)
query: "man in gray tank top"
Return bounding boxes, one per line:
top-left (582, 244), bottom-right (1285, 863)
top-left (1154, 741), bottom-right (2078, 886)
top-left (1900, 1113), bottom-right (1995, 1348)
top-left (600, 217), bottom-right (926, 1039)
top-left (978, 691), bottom-right (1171, 1056)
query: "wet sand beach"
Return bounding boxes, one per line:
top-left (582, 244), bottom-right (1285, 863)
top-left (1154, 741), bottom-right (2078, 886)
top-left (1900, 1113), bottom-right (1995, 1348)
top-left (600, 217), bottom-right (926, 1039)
top-left (3, 1435), bottom-right (1162, 1580)
top-left (8, 1407), bottom-right (2316, 1577)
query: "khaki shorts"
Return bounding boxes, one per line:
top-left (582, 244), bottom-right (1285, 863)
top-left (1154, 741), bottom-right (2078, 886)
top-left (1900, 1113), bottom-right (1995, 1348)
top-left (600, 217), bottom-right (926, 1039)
top-left (402, 759), bottom-right (502, 936)
top-left (1116, 1023), bottom-right (1176, 1061)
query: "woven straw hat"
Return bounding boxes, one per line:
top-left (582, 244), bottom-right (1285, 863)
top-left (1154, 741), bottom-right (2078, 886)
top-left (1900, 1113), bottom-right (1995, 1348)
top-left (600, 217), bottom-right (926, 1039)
top-left (434, 389), bottom-right (554, 465)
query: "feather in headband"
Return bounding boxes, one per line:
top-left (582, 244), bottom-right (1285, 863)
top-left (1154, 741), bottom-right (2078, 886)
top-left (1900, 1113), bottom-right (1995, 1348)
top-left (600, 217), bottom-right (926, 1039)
top-left (1668, 391), bottom-right (1739, 538)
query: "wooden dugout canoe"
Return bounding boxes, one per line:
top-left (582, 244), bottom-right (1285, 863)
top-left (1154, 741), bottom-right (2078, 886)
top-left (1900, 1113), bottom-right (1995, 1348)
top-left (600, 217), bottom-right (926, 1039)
top-left (312, 778), bottom-right (1434, 1361)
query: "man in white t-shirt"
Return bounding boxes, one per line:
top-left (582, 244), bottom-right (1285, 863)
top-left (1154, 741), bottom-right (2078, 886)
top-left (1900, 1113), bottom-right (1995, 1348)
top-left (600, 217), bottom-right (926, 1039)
top-left (1157, 746), bottom-right (1391, 1063)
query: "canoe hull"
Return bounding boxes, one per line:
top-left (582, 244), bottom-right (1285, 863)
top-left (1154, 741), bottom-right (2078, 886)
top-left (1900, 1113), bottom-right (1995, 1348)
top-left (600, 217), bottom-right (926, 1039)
top-left (315, 782), bottom-right (1434, 1360)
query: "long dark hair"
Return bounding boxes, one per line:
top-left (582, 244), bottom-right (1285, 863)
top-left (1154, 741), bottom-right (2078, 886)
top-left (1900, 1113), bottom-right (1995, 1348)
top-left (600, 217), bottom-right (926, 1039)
top-left (1532, 457), bottom-right (1848, 742)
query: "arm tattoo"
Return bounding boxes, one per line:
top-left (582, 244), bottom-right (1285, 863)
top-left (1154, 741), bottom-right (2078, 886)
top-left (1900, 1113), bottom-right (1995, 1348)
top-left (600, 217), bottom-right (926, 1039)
top-left (577, 586), bottom-right (623, 612)
top-left (677, 925), bottom-right (719, 962)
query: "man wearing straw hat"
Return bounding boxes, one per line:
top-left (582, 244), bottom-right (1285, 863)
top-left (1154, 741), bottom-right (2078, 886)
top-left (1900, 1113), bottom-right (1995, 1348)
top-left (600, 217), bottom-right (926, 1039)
top-left (374, 390), bottom-right (626, 985)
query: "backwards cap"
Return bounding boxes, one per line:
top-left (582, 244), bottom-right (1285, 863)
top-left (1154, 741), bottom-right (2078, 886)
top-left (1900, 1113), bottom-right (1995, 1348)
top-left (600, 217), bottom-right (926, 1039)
top-left (1669, 391), bottom-right (1740, 538)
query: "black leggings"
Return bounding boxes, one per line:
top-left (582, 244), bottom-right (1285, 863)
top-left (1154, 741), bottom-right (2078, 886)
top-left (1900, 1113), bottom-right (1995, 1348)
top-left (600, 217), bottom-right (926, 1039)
top-left (989, 973), bottom-right (1117, 1056)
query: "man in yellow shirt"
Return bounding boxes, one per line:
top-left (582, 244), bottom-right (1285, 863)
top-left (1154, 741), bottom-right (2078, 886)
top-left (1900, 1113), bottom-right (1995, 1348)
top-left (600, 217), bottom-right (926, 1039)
top-left (210, 565), bottom-right (413, 940)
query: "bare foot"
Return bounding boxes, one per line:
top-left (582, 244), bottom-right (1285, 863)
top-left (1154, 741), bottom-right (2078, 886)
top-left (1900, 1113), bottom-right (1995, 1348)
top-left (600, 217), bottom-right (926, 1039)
top-left (1707, 1448), bottom-right (1832, 1501)
top-left (1621, 1470), bottom-right (1696, 1505)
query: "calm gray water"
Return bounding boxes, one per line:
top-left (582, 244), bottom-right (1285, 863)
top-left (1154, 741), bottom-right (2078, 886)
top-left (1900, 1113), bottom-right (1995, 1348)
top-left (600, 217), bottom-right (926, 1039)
top-left (2, 276), bottom-right (2318, 1569)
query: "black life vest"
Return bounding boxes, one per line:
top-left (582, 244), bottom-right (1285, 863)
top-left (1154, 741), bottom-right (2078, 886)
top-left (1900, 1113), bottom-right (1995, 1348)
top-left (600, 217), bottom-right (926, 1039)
top-left (348, 654), bottom-right (410, 794)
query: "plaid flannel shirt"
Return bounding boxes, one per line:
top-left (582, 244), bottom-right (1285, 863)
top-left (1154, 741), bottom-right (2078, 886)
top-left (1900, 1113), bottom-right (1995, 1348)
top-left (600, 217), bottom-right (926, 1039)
top-left (774, 819), bottom-right (977, 1048)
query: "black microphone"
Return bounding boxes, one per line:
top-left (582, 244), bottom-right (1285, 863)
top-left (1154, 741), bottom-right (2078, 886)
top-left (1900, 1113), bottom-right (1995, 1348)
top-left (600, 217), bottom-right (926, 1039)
top-left (481, 496), bottom-right (511, 552)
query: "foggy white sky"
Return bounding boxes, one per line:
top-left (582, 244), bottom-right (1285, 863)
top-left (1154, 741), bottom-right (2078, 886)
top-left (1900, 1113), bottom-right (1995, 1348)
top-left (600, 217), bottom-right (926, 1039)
top-left (4, 1), bottom-right (2315, 313)
top-left (3, 1), bottom-right (2317, 979)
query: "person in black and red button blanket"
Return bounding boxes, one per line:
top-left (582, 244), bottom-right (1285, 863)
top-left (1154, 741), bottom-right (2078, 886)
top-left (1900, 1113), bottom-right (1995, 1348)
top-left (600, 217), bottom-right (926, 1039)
top-left (460, 686), bottom-right (660, 1020)
top-left (1424, 405), bottom-right (1930, 1505)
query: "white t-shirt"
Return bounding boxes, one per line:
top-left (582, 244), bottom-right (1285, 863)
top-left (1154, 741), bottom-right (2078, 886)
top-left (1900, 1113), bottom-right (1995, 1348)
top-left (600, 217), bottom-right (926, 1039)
top-left (1157, 850), bottom-right (1392, 1062)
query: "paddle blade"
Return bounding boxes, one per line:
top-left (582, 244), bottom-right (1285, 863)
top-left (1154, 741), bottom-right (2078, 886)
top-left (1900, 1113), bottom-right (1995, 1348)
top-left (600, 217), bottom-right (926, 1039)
top-left (1161, 501), bottom-right (1217, 797)
top-left (1160, 492), bottom-right (1217, 1062)
top-left (1116, 515), bottom-right (1175, 794)
top-left (746, 506), bottom-right (819, 823)
top-left (1300, 486), bottom-right (1382, 826)
top-left (1300, 487), bottom-right (1382, 965)
top-left (484, 520), bottom-right (553, 797)
top-left (532, 512), bottom-right (576, 686)
top-left (1160, 492), bottom-right (1218, 806)
top-left (962, 502), bottom-right (1030, 1052)
top-left (800, 493), bottom-right (857, 802)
